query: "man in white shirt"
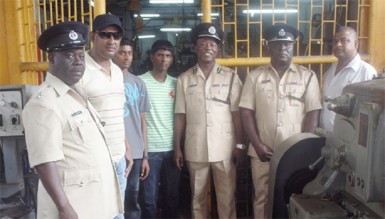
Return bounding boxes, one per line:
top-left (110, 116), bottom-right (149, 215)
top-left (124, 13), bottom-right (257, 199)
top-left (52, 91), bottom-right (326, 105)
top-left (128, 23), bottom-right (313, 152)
top-left (78, 14), bottom-right (132, 219)
top-left (320, 26), bottom-right (377, 131)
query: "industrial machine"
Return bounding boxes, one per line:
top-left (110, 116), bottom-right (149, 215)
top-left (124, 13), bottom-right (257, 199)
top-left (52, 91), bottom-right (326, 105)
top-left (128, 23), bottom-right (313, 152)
top-left (268, 74), bottom-right (385, 218)
top-left (0, 85), bottom-right (37, 210)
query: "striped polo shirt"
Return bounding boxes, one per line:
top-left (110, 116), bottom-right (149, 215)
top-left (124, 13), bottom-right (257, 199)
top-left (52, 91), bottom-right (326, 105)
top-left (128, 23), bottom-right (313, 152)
top-left (79, 52), bottom-right (126, 162)
top-left (139, 71), bottom-right (176, 152)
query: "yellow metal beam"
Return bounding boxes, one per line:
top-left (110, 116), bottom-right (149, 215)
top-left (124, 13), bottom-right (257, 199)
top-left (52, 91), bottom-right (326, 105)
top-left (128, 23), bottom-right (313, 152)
top-left (217, 56), bottom-right (338, 67)
top-left (20, 62), bottom-right (49, 72)
top-left (368, 0), bottom-right (385, 73)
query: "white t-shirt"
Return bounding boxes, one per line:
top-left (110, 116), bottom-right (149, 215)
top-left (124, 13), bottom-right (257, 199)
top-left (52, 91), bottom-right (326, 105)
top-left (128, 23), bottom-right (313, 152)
top-left (320, 54), bottom-right (377, 131)
top-left (78, 52), bottom-right (126, 161)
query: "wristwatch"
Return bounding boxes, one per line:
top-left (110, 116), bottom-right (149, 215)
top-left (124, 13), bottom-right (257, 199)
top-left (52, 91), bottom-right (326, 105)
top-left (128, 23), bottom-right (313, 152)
top-left (236, 144), bottom-right (245, 150)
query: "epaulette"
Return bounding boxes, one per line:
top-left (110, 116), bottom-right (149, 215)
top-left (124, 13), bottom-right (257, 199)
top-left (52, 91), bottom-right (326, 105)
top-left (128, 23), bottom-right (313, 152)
top-left (218, 66), bottom-right (235, 74)
top-left (32, 84), bottom-right (54, 102)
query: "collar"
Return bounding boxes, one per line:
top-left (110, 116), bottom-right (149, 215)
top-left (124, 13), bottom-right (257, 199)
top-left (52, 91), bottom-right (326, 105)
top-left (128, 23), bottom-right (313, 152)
top-left (85, 51), bottom-right (114, 72)
top-left (340, 54), bottom-right (361, 72)
top-left (194, 62), bottom-right (222, 76)
top-left (268, 63), bottom-right (296, 75)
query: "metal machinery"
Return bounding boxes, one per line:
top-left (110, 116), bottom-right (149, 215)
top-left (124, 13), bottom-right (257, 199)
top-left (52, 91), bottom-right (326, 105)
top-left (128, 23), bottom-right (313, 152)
top-left (268, 73), bottom-right (385, 218)
top-left (0, 85), bottom-right (37, 206)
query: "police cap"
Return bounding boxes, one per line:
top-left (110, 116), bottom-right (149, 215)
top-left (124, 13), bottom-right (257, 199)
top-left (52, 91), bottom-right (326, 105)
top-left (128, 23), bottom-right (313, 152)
top-left (191, 23), bottom-right (224, 44)
top-left (93, 13), bottom-right (123, 32)
top-left (263, 23), bottom-right (299, 42)
top-left (38, 21), bottom-right (88, 52)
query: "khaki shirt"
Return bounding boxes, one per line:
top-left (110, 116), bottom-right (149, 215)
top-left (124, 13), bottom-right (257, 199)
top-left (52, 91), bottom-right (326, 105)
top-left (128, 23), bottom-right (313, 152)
top-left (175, 63), bottom-right (242, 162)
top-left (23, 73), bottom-right (122, 218)
top-left (239, 64), bottom-right (322, 158)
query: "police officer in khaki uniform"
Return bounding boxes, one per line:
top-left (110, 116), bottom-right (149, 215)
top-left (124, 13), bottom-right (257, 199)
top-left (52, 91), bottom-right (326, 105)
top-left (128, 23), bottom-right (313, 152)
top-left (22, 22), bottom-right (122, 218)
top-left (174, 23), bottom-right (244, 219)
top-left (239, 24), bottom-right (322, 219)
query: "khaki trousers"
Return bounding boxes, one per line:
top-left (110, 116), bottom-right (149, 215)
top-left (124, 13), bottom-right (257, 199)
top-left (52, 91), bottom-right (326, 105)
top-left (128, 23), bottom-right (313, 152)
top-left (186, 160), bottom-right (236, 219)
top-left (250, 157), bottom-right (270, 219)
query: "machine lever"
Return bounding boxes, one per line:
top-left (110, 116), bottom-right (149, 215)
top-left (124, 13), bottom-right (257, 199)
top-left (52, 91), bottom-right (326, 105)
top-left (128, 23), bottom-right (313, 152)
top-left (309, 156), bottom-right (324, 170)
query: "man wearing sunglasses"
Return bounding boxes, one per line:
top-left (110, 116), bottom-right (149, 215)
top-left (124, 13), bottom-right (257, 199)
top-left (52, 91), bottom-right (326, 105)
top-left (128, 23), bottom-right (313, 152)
top-left (239, 24), bottom-right (322, 219)
top-left (77, 14), bottom-right (132, 219)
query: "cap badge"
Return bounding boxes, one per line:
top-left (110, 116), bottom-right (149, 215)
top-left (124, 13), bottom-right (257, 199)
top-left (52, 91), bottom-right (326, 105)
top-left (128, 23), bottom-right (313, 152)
top-left (278, 29), bottom-right (285, 36)
top-left (69, 30), bottom-right (78, 40)
top-left (208, 26), bottom-right (216, 35)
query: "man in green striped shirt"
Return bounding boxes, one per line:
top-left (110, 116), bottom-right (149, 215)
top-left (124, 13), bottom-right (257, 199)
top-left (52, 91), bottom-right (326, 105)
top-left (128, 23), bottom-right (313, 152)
top-left (138, 40), bottom-right (180, 218)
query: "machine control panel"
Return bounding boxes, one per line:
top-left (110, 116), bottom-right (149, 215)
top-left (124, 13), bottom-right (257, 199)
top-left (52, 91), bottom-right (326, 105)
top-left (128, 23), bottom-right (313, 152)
top-left (0, 85), bottom-right (37, 137)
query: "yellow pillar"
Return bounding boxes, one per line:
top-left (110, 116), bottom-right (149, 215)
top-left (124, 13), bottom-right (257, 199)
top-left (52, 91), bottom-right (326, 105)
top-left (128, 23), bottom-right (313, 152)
top-left (0, 0), bottom-right (36, 85)
top-left (201, 0), bottom-right (211, 23)
top-left (0, 0), bottom-right (9, 84)
top-left (368, 0), bottom-right (385, 73)
top-left (94, 0), bottom-right (106, 17)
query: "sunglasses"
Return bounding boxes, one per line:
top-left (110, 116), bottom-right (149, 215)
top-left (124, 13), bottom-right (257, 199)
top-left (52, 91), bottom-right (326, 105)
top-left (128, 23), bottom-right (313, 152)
top-left (96, 31), bottom-right (123, 40)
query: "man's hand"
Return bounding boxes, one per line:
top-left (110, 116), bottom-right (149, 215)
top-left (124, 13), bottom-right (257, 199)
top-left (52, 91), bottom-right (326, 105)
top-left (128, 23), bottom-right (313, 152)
top-left (231, 147), bottom-right (243, 167)
top-left (125, 152), bottom-right (133, 177)
top-left (254, 143), bottom-right (273, 162)
top-left (174, 147), bottom-right (184, 171)
top-left (58, 204), bottom-right (78, 219)
top-left (124, 140), bottom-right (133, 177)
top-left (140, 158), bottom-right (150, 180)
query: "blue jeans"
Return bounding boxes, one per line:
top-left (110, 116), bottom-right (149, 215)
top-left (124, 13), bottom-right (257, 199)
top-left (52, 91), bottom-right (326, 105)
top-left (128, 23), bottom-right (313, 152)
top-left (141, 151), bottom-right (180, 218)
top-left (115, 156), bottom-right (127, 219)
top-left (124, 159), bottom-right (142, 219)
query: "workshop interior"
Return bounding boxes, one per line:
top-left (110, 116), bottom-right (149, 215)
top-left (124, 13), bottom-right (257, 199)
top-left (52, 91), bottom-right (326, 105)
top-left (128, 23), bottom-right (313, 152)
top-left (0, 0), bottom-right (384, 218)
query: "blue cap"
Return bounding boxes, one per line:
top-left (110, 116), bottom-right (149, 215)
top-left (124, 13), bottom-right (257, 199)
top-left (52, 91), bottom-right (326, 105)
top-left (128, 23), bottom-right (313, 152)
top-left (38, 21), bottom-right (88, 52)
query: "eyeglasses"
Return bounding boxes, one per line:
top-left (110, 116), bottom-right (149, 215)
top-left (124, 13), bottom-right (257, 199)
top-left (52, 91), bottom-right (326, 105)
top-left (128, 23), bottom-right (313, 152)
top-left (268, 41), bottom-right (294, 50)
top-left (96, 31), bottom-right (123, 40)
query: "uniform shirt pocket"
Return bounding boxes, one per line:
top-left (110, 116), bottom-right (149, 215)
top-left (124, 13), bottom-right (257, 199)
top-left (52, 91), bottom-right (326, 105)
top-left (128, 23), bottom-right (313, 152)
top-left (286, 85), bottom-right (304, 107)
top-left (211, 84), bottom-right (230, 104)
top-left (68, 113), bottom-right (97, 145)
top-left (256, 82), bottom-right (274, 102)
top-left (187, 85), bottom-right (204, 108)
top-left (63, 169), bottom-right (101, 187)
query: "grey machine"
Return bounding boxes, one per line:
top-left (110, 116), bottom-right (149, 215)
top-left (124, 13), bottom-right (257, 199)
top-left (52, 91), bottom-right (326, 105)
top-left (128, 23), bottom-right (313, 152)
top-left (267, 73), bottom-right (385, 218)
top-left (0, 85), bottom-right (37, 206)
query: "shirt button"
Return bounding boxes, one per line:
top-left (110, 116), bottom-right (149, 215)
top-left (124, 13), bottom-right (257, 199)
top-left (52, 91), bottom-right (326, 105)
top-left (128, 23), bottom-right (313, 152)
top-left (278, 109), bottom-right (283, 112)
top-left (277, 122), bottom-right (283, 127)
top-left (207, 109), bottom-right (212, 113)
top-left (280, 95), bottom-right (284, 99)
top-left (207, 123), bottom-right (212, 127)
top-left (206, 96), bottom-right (212, 100)
top-left (80, 181), bottom-right (84, 186)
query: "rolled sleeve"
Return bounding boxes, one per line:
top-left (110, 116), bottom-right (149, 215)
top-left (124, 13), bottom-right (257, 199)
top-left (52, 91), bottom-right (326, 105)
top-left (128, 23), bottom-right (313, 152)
top-left (239, 73), bottom-right (256, 110)
top-left (230, 73), bottom-right (242, 111)
top-left (23, 104), bottom-right (64, 167)
top-left (304, 72), bottom-right (322, 112)
top-left (175, 77), bottom-right (186, 114)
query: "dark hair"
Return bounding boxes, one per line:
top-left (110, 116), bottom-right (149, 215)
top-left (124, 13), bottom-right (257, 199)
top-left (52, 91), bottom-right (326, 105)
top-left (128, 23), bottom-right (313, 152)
top-left (120, 37), bottom-right (133, 47)
top-left (150, 40), bottom-right (174, 55)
